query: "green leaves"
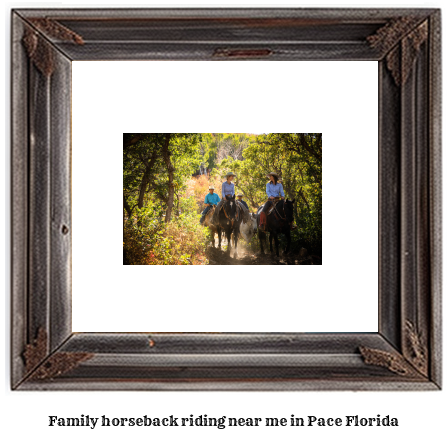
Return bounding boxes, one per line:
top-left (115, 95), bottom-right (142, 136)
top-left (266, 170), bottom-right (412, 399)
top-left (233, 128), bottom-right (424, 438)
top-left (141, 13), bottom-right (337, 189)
top-left (124, 132), bottom-right (322, 263)
top-left (208, 133), bottom-right (322, 254)
top-left (123, 134), bottom-right (203, 218)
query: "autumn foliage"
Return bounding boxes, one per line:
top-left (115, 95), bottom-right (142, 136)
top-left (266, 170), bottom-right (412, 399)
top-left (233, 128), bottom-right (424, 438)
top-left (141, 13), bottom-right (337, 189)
top-left (190, 174), bottom-right (220, 210)
top-left (124, 204), bottom-right (209, 265)
top-left (123, 133), bottom-right (322, 264)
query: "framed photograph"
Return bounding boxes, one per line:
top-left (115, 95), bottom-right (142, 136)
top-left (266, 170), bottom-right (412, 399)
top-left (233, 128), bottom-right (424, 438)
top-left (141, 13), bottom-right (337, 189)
top-left (11, 7), bottom-right (441, 390)
top-left (122, 133), bottom-right (322, 266)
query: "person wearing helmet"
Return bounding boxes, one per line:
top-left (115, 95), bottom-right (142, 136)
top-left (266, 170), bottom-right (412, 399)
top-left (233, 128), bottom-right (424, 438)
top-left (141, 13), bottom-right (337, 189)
top-left (199, 186), bottom-right (220, 224)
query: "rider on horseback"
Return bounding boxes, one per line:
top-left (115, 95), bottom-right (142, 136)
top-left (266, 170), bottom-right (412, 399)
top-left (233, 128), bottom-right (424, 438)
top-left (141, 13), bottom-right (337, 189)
top-left (212, 172), bottom-right (236, 225)
top-left (212, 172), bottom-right (250, 225)
top-left (259, 172), bottom-right (298, 231)
top-left (199, 186), bottom-right (220, 224)
top-left (236, 193), bottom-right (249, 210)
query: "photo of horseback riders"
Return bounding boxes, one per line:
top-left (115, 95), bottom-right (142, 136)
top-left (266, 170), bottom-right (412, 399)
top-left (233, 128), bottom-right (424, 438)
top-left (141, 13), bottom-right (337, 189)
top-left (123, 133), bottom-right (322, 265)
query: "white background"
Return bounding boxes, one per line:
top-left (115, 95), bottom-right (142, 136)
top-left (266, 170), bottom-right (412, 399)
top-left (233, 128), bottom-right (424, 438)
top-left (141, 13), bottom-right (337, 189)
top-left (2, 1), bottom-right (445, 438)
top-left (72, 60), bottom-right (378, 332)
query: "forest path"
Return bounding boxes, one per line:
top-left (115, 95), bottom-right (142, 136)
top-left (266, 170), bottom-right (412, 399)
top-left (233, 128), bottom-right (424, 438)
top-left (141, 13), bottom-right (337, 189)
top-left (206, 239), bottom-right (318, 265)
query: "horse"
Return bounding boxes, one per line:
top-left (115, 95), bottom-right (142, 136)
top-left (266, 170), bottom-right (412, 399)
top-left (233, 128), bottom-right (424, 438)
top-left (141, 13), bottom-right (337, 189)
top-left (257, 198), bottom-right (295, 256)
top-left (214, 195), bottom-right (244, 257)
top-left (232, 212), bottom-right (257, 245)
top-left (202, 205), bottom-right (218, 246)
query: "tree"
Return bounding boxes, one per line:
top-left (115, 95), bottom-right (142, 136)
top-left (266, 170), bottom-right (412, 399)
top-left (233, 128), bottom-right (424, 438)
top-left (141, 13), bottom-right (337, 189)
top-left (123, 133), bottom-right (202, 222)
top-left (123, 132), bottom-right (322, 261)
top-left (161, 134), bottom-right (173, 222)
top-left (210, 133), bottom-right (322, 253)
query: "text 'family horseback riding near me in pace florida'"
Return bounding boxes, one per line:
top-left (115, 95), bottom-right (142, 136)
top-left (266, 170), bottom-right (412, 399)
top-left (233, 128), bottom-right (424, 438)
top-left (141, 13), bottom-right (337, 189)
top-left (48, 413), bottom-right (399, 429)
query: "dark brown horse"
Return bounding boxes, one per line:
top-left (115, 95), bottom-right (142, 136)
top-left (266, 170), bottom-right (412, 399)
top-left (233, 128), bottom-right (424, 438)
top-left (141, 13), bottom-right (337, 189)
top-left (215, 195), bottom-right (243, 257)
top-left (257, 199), bottom-right (295, 256)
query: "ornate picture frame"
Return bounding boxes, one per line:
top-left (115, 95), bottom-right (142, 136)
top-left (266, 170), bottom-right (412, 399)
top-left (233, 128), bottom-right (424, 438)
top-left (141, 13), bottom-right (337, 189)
top-left (11, 8), bottom-right (441, 390)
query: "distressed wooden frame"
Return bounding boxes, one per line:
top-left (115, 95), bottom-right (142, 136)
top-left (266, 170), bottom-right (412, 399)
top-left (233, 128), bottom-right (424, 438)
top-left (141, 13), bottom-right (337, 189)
top-left (11, 8), bottom-right (441, 390)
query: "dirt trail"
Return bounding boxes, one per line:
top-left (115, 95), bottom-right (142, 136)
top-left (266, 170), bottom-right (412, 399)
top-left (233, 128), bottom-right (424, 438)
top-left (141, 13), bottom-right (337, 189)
top-left (206, 240), bottom-right (319, 265)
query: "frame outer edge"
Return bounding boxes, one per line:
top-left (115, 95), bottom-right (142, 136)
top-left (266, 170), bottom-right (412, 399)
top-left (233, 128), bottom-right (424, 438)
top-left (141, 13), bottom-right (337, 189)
top-left (12, 7), bottom-right (438, 20)
top-left (11, 12), bottom-right (29, 388)
top-left (16, 379), bottom-right (440, 391)
top-left (428, 10), bottom-right (442, 388)
top-left (11, 7), bottom-right (441, 391)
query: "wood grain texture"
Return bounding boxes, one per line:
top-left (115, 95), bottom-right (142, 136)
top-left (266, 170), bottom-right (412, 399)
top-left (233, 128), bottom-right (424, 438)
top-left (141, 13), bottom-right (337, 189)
top-left (28, 54), bottom-right (51, 346)
top-left (49, 49), bottom-right (72, 350)
top-left (11, 7), bottom-right (442, 391)
top-left (11, 12), bottom-right (29, 389)
top-left (22, 327), bottom-right (48, 373)
top-left (428, 10), bottom-right (442, 388)
top-left (378, 59), bottom-right (401, 350)
top-left (13, 7), bottom-right (436, 20)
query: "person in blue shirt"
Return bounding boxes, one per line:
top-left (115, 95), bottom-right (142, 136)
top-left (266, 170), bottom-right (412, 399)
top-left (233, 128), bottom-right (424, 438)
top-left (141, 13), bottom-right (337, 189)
top-left (212, 172), bottom-right (236, 225)
top-left (199, 186), bottom-right (220, 224)
top-left (236, 193), bottom-right (249, 210)
top-left (221, 172), bottom-right (236, 199)
top-left (259, 172), bottom-right (297, 231)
